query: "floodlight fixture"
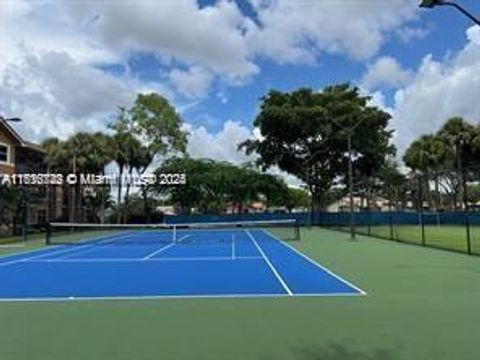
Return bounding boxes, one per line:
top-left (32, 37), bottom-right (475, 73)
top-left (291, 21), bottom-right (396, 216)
top-left (419, 0), bottom-right (480, 26)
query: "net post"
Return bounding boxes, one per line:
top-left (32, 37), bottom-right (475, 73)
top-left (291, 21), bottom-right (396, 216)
top-left (172, 224), bottom-right (177, 243)
top-left (294, 219), bottom-right (301, 241)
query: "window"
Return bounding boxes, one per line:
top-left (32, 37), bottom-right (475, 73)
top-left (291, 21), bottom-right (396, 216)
top-left (0, 144), bottom-right (9, 163)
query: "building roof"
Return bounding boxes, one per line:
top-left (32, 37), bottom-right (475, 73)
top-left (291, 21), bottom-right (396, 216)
top-left (0, 120), bottom-right (45, 153)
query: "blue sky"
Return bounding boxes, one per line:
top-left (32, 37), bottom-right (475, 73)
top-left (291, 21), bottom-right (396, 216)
top-left (1, 0), bottom-right (480, 168)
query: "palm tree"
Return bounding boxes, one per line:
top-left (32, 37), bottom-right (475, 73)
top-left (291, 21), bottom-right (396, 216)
top-left (89, 133), bottom-right (114, 223)
top-left (111, 132), bottom-right (130, 223)
top-left (42, 138), bottom-right (69, 222)
top-left (122, 135), bottom-right (144, 223)
top-left (438, 117), bottom-right (477, 210)
top-left (404, 134), bottom-right (447, 211)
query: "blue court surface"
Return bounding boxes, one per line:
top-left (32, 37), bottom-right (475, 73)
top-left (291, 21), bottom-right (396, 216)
top-left (0, 229), bottom-right (365, 301)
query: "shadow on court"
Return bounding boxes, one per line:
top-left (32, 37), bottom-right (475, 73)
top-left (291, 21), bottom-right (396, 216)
top-left (277, 344), bottom-right (399, 360)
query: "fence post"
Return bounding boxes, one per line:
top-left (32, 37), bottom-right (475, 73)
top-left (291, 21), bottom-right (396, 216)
top-left (389, 208), bottom-right (394, 240)
top-left (465, 211), bottom-right (472, 255)
top-left (367, 209), bottom-right (372, 236)
top-left (421, 212), bottom-right (426, 247)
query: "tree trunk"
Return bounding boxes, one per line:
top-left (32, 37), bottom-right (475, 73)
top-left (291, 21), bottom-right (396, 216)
top-left (141, 186), bottom-right (151, 222)
top-left (69, 158), bottom-right (76, 223)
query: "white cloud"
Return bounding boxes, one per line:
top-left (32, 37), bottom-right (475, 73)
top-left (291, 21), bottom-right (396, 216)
top-left (1, 0), bottom-right (423, 103)
top-left (169, 66), bottom-right (213, 99)
top-left (62, 0), bottom-right (259, 80)
top-left (0, 1), bottom-right (119, 77)
top-left (0, 50), bottom-right (143, 141)
top-left (396, 26), bottom-right (430, 44)
top-left (391, 26), bottom-right (480, 154)
top-left (185, 120), bottom-right (301, 185)
top-left (0, 0), bottom-right (443, 171)
top-left (185, 120), bottom-right (252, 164)
top-left (362, 56), bottom-right (413, 89)
top-left (247, 0), bottom-right (419, 62)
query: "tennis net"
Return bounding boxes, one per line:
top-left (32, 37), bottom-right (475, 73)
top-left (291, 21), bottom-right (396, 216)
top-left (46, 219), bottom-right (300, 246)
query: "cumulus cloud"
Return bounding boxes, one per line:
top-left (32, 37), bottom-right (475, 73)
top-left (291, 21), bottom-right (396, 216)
top-left (247, 0), bottom-right (419, 62)
top-left (61, 0), bottom-right (419, 77)
top-left (0, 1), bottom-right (118, 77)
top-left (1, 0), bottom-right (423, 103)
top-left (185, 120), bottom-right (301, 186)
top-left (0, 50), bottom-right (140, 140)
top-left (362, 56), bottom-right (413, 89)
top-left (391, 26), bottom-right (480, 154)
top-left (0, 0), bottom-right (440, 175)
top-left (62, 0), bottom-right (259, 81)
top-left (185, 120), bottom-right (253, 164)
top-left (169, 66), bottom-right (213, 99)
top-left (396, 26), bottom-right (430, 44)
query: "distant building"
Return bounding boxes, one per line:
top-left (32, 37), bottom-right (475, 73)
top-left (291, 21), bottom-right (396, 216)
top-left (225, 201), bottom-right (266, 214)
top-left (156, 206), bottom-right (176, 216)
top-left (327, 196), bottom-right (392, 212)
top-left (0, 119), bottom-right (48, 230)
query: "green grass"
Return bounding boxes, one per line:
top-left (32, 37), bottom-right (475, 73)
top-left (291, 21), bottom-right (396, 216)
top-left (1, 228), bottom-right (480, 359)
top-left (354, 224), bottom-right (480, 254)
top-left (0, 231), bottom-right (47, 246)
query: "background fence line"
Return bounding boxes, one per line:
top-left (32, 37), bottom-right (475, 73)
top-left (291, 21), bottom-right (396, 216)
top-left (165, 211), bottom-right (480, 256)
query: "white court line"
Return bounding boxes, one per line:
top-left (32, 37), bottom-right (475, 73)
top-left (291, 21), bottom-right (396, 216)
top-left (54, 232), bottom-right (149, 260)
top-left (142, 235), bottom-right (190, 260)
top-left (24, 256), bottom-right (263, 263)
top-left (0, 230), bottom-right (138, 263)
top-left (0, 232), bottom-right (140, 267)
top-left (0, 291), bottom-right (364, 303)
top-left (176, 234), bottom-right (191, 244)
top-left (143, 243), bottom-right (176, 260)
top-left (246, 230), bottom-right (293, 296)
top-left (262, 230), bottom-right (367, 295)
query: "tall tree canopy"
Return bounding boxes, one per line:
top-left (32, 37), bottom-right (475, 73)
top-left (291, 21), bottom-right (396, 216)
top-left (404, 117), bottom-right (480, 211)
top-left (110, 93), bottom-right (188, 222)
top-left (41, 133), bottom-right (114, 222)
top-left (240, 84), bottom-right (395, 210)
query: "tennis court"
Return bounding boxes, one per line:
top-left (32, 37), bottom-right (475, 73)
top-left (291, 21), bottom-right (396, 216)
top-left (0, 221), bottom-right (363, 301)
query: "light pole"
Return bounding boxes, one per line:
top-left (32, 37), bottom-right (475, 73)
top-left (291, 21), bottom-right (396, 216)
top-left (332, 119), bottom-right (365, 241)
top-left (419, 0), bottom-right (480, 26)
top-left (299, 149), bottom-right (326, 228)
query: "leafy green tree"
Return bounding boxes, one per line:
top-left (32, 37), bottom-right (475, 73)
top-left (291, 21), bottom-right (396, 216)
top-left (438, 117), bottom-right (480, 210)
top-left (42, 133), bottom-right (114, 222)
top-left (376, 160), bottom-right (407, 211)
top-left (404, 134), bottom-right (447, 211)
top-left (0, 185), bottom-right (22, 236)
top-left (240, 84), bottom-right (394, 211)
top-left (154, 157), bottom-right (294, 214)
top-left (281, 187), bottom-right (310, 213)
top-left (110, 93), bottom-right (188, 221)
top-left (155, 157), bottom-right (215, 214)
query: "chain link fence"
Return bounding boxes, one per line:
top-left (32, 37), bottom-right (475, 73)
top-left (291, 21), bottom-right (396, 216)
top-left (320, 211), bottom-right (480, 256)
